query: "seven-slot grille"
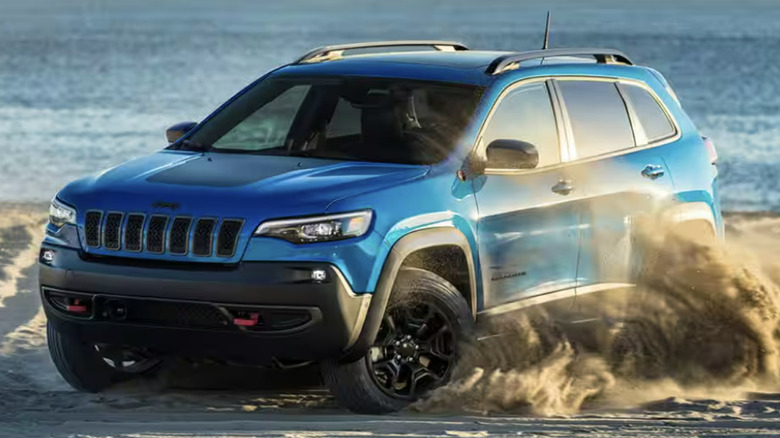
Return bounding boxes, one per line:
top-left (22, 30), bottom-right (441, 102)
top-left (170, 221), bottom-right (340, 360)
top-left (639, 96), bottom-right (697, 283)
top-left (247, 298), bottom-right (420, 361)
top-left (83, 211), bottom-right (244, 258)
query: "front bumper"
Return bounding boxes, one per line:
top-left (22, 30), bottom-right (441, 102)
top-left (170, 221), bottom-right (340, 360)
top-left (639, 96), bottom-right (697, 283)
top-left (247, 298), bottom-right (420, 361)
top-left (39, 244), bottom-right (371, 364)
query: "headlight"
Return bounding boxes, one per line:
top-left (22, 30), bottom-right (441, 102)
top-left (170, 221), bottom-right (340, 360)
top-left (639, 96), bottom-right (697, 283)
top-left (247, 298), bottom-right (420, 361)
top-left (255, 210), bottom-right (372, 244)
top-left (49, 198), bottom-right (77, 228)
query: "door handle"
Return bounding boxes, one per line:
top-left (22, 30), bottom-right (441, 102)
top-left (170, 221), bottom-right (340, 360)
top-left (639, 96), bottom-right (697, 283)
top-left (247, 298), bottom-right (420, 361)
top-left (551, 179), bottom-right (574, 196)
top-left (641, 164), bottom-right (665, 180)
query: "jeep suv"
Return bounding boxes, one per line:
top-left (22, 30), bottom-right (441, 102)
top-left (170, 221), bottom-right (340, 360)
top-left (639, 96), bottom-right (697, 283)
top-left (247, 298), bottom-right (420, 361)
top-left (40, 41), bottom-right (722, 414)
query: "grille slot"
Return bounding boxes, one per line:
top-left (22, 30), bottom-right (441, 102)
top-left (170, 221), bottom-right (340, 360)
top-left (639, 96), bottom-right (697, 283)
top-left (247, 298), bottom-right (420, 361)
top-left (85, 211), bottom-right (103, 248)
top-left (146, 215), bottom-right (169, 254)
top-left (103, 212), bottom-right (124, 250)
top-left (168, 217), bottom-right (192, 255)
top-left (216, 219), bottom-right (243, 257)
top-left (192, 218), bottom-right (217, 257)
top-left (124, 214), bottom-right (145, 252)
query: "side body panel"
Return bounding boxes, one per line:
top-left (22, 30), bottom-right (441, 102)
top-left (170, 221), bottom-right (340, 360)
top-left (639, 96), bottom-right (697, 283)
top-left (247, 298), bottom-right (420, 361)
top-left (460, 65), bottom-right (720, 320)
top-left (572, 148), bottom-right (674, 288)
top-left (472, 171), bottom-right (581, 308)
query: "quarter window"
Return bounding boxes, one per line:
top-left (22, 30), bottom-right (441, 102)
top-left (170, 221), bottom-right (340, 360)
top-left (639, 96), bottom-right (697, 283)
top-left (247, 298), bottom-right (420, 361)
top-left (481, 82), bottom-right (560, 168)
top-left (557, 80), bottom-right (635, 159)
top-left (620, 84), bottom-right (675, 143)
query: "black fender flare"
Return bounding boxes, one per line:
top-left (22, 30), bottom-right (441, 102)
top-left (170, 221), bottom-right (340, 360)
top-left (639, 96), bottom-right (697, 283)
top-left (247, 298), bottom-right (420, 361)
top-left (340, 227), bottom-right (477, 362)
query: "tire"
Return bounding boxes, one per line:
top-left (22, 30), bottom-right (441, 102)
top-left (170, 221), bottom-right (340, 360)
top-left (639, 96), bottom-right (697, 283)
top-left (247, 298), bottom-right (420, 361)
top-left (322, 267), bottom-right (473, 414)
top-left (47, 321), bottom-right (160, 392)
top-left (610, 318), bottom-right (670, 379)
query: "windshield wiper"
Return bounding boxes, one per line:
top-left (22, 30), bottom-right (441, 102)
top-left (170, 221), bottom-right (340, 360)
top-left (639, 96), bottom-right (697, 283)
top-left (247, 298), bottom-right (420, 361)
top-left (179, 139), bottom-right (212, 152)
top-left (289, 150), bottom-right (315, 158)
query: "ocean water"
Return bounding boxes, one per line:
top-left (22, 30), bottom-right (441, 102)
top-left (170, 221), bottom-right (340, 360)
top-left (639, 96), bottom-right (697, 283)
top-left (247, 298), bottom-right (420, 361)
top-left (1, 0), bottom-right (779, 211)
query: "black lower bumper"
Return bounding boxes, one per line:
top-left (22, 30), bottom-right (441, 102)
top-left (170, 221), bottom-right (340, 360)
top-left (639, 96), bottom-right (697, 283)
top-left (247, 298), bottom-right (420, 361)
top-left (39, 245), bottom-right (371, 364)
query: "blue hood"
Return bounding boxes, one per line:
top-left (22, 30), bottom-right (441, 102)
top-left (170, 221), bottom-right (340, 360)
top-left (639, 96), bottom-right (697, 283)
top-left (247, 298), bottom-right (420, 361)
top-left (61, 151), bottom-right (429, 218)
top-left (58, 151), bottom-right (429, 262)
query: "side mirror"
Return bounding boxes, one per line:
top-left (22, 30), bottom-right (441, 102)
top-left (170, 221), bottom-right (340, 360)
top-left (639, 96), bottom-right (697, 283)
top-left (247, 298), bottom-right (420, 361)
top-left (485, 139), bottom-right (539, 170)
top-left (166, 121), bottom-right (198, 144)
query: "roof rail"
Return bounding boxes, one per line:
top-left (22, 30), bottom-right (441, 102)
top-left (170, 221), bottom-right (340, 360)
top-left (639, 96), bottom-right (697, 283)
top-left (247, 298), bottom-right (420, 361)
top-left (486, 48), bottom-right (633, 75)
top-left (295, 40), bottom-right (469, 64)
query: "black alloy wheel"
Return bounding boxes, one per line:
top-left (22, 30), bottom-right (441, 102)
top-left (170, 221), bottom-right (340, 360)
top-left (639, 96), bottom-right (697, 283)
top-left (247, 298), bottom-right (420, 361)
top-left (321, 267), bottom-right (473, 414)
top-left (367, 300), bottom-right (456, 399)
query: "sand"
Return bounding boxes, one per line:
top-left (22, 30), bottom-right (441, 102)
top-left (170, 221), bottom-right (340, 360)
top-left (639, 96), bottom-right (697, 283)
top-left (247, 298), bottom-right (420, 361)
top-left (2, 203), bottom-right (780, 437)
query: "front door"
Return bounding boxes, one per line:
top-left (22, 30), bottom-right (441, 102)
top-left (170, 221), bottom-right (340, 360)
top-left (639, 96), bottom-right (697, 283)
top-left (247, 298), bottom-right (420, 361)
top-left (473, 80), bottom-right (581, 312)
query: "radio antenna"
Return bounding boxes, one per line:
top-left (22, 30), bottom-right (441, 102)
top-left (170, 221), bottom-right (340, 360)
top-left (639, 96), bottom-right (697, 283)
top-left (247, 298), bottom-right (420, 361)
top-left (542, 11), bottom-right (551, 50)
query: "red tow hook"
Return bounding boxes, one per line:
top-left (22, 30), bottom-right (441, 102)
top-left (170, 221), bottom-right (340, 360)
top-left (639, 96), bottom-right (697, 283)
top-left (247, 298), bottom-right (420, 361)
top-left (66, 299), bottom-right (89, 314)
top-left (233, 312), bottom-right (260, 327)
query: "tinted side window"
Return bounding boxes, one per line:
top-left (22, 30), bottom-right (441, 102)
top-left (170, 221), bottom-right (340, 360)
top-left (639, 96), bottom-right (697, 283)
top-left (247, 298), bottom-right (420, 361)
top-left (621, 84), bottom-right (675, 143)
top-left (482, 82), bottom-right (560, 168)
top-left (558, 81), bottom-right (634, 159)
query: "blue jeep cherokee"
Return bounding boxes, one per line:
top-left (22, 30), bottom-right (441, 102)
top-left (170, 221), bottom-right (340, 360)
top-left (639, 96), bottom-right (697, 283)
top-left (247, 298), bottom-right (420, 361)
top-left (41, 41), bottom-right (722, 413)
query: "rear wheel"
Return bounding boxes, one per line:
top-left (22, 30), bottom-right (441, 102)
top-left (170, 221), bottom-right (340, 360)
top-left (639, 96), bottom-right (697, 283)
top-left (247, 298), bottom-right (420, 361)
top-left (47, 321), bottom-right (161, 392)
top-left (322, 267), bottom-right (473, 414)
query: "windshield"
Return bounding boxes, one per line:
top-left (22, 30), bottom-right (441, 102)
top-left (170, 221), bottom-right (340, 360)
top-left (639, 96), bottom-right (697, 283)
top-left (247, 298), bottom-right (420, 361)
top-left (179, 77), bottom-right (482, 165)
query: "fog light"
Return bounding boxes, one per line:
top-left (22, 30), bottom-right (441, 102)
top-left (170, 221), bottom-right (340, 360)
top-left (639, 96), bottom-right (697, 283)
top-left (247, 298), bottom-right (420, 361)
top-left (311, 269), bottom-right (327, 282)
top-left (41, 249), bottom-right (55, 264)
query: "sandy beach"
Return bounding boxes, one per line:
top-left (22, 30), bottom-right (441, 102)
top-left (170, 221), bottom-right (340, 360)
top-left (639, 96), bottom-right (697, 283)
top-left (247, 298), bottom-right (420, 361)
top-left (2, 202), bottom-right (780, 437)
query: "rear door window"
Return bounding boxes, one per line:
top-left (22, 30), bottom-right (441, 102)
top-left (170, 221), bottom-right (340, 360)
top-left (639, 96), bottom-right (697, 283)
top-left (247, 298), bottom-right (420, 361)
top-left (557, 80), bottom-right (635, 159)
top-left (620, 83), bottom-right (676, 144)
top-left (481, 82), bottom-right (560, 168)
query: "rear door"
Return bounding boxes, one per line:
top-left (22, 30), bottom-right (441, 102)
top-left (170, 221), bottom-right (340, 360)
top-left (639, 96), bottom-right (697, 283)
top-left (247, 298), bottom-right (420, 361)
top-left (553, 79), bottom-right (676, 298)
top-left (474, 80), bottom-right (581, 312)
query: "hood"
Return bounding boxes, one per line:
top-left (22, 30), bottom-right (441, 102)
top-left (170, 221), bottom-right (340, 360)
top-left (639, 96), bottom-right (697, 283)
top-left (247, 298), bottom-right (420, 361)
top-left (59, 151), bottom-right (429, 263)
top-left (61, 151), bottom-right (430, 218)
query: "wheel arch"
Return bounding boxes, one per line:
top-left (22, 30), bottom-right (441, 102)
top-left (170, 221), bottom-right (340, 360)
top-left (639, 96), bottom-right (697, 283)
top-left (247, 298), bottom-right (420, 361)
top-left (661, 201), bottom-right (720, 238)
top-left (341, 227), bottom-right (477, 362)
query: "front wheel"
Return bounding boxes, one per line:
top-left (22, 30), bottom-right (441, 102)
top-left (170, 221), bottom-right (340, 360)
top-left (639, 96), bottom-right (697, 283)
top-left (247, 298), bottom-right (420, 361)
top-left (322, 267), bottom-right (473, 414)
top-left (47, 321), bottom-right (161, 392)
